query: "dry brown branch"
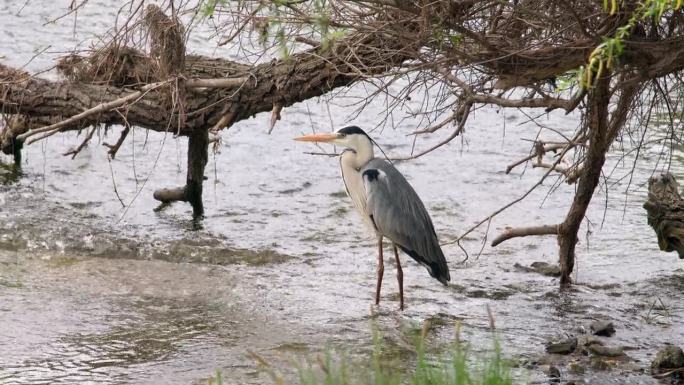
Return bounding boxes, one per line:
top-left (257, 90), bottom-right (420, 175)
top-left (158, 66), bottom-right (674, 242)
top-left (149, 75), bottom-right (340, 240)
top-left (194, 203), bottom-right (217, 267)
top-left (410, 114), bottom-right (456, 135)
top-left (532, 161), bottom-right (568, 173)
top-left (269, 103), bottom-right (284, 134)
top-left (294, 36), bottom-right (320, 46)
top-left (218, 6), bottom-right (260, 46)
top-left (185, 77), bottom-right (250, 88)
top-left (63, 125), bottom-right (98, 159)
top-left (506, 138), bottom-right (586, 174)
top-left (103, 126), bottom-right (130, 158)
top-left (467, 94), bottom-right (576, 112)
top-left (210, 111), bottom-right (237, 133)
top-left (491, 225), bottom-right (559, 247)
top-left (448, 129), bottom-right (585, 246)
top-left (394, 101), bottom-right (471, 160)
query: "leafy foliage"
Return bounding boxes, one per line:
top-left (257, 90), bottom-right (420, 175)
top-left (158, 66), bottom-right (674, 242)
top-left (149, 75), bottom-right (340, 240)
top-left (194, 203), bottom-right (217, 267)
top-left (581, 0), bottom-right (684, 88)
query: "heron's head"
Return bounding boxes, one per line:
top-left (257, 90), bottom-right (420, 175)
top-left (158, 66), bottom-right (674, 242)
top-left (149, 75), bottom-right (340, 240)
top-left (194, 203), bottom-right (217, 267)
top-left (294, 126), bottom-right (372, 153)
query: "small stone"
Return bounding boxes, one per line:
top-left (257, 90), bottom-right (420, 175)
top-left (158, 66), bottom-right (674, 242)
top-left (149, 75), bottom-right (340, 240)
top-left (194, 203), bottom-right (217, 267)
top-left (546, 337), bottom-right (578, 355)
top-left (568, 362), bottom-right (586, 374)
top-left (547, 365), bottom-right (561, 383)
top-left (651, 345), bottom-right (684, 373)
top-left (514, 262), bottom-right (561, 277)
top-left (591, 358), bottom-right (612, 370)
top-left (587, 344), bottom-right (625, 357)
top-left (580, 335), bottom-right (604, 347)
top-left (531, 261), bottom-right (561, 276)
top-left (590, 320), bottom-right (615, 337)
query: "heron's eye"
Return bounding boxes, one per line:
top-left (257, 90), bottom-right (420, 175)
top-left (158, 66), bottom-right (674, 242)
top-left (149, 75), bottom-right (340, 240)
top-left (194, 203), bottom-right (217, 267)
top-left (339, 133), bottom-right (347, 138)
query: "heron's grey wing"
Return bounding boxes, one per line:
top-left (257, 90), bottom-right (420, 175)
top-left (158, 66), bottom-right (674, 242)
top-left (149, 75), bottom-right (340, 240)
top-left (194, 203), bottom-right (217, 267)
top-left (361, 159), bottom-right (450, 284)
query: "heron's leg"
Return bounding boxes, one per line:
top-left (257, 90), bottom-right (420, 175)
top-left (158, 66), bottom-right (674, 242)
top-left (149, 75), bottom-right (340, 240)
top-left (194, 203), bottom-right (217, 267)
top-left (375, 236), bottom-right (384, 305)
top-left (393, 244), bottom-right (404, 310)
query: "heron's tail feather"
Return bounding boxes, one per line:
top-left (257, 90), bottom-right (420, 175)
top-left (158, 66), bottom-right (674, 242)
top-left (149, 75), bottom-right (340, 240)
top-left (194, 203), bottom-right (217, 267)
top-left (398, 245), bottom-right (450, 285)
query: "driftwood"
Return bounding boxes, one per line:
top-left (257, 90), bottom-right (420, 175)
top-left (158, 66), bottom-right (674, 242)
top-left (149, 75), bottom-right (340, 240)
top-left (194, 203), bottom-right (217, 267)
top-left (644, 173), bottom-right (684, 259)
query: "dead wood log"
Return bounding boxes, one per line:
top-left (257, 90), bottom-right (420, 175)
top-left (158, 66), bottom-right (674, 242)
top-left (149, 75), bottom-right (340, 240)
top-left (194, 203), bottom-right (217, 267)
top-left (0, 35), bottom-right (411, 143)
top-left (644, 173), bottom-right (684, 258)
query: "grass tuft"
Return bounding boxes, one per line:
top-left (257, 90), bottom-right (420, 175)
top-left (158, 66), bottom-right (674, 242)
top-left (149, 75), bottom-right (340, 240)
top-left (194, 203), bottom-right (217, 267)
top-left (209, 322), bottom-right (515, 385)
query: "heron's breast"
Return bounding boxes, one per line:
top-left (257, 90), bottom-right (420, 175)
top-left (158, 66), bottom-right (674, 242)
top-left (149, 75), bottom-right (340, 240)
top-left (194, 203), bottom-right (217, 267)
top-left (340, 163), bottom-right (374, 227)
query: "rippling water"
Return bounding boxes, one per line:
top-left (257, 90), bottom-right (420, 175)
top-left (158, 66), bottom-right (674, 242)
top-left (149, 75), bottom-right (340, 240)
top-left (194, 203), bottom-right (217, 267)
top-left (1, 1), bottom-right (684, 384)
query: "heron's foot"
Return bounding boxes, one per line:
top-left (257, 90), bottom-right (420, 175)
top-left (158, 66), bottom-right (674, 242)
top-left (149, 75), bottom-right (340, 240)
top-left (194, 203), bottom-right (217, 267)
top-left (369, 302), bottom-right (381, 318)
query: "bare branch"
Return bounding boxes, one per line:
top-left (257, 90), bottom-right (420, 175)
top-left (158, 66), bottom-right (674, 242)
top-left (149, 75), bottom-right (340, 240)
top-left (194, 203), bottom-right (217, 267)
top-left (491, 224), bottom-right (559, 247)
top-left (269, 103), bottom-right (284, 134)
top-left (506, 138), bottom-right (586, 174)
top-left (210, 111), bottom-right (237, 133)
top-left (532, 161), bottom-right (568, 173)
top-left (103, 126), bottom-right (130, 158)
top-left (63, 125), bottom-right (98, 159)
top-left (185, 77), bottom-right (251, 88)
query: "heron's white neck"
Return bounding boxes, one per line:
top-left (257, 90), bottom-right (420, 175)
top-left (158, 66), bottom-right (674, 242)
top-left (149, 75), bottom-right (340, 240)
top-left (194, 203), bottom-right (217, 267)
top-left (340, 142), bottom-right (374, 170)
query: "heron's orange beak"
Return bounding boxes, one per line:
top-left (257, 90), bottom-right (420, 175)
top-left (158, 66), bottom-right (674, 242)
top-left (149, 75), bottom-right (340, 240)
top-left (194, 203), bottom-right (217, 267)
top-left (293, 133), bottom-right (339, 142)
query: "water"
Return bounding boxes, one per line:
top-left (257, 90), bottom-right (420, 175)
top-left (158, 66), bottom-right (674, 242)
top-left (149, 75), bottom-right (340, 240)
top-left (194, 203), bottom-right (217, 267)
top-left (1, 1), bottom-right (684, 384)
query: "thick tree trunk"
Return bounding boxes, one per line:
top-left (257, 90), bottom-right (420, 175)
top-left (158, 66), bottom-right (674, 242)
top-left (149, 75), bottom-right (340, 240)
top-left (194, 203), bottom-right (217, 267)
top-left (557, 75), bottom-right (639, 285)
top-left (557, 75), bottom-right (611, 285)
top-left (152, 127), bottom-right (208, 218)
top-left (185, 127), bottom-right (208, 217)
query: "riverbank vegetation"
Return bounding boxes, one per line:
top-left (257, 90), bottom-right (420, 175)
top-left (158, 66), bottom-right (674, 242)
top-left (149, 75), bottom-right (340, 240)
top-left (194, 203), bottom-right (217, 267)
top-left (210, 325), bottom-right (513, 385)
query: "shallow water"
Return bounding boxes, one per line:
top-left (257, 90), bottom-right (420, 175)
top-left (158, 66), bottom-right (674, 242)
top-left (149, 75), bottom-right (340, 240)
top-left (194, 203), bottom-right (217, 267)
top-left (1, 1), bottom-right (684, 384)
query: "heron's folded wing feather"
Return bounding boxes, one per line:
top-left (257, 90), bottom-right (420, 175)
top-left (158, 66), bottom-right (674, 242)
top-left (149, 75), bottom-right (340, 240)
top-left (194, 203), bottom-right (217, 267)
top-left (361, 159), bottom-right (450, 282)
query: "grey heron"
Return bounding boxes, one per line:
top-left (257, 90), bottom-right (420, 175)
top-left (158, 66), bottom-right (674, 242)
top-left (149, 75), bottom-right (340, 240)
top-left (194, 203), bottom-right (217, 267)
top-left (295, 126), bottom-right (450, 310)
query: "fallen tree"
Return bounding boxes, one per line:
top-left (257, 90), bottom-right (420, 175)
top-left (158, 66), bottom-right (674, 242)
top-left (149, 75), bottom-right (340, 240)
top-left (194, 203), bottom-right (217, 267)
top-left (0, 4), bottom-right (416, 216)
top-left (2, 0), bottom-right (684, 285)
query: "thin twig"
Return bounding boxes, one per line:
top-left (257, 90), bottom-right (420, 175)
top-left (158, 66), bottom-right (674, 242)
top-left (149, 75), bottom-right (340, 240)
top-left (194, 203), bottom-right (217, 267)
top-left (103, 126), bottom-right (130, 158)
top-left (63, 125), bottom-right (98, 159)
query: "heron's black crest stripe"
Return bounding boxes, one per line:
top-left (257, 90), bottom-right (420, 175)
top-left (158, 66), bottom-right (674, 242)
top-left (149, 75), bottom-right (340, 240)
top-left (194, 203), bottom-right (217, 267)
top-left (338, 125), bottom-right (370, 139)
top-left (362, 169), bottom-right (380, 182)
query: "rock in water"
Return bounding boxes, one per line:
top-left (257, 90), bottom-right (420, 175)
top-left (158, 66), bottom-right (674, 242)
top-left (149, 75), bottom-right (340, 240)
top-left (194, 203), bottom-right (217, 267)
top-left (514, 261), bottom-right (561, 277)
top-left (590, 320), bottom-right (615, 337)
top-left (530, 261), bottom-right (561, 277)
top-left (587, 344), bottom-right (625, 357)
top-left (651, 345), bottom-right (684, 374)
top-left (546, 337), bottom-right (578, 355)
top-left (547, 365), bottom-right (561, 383)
